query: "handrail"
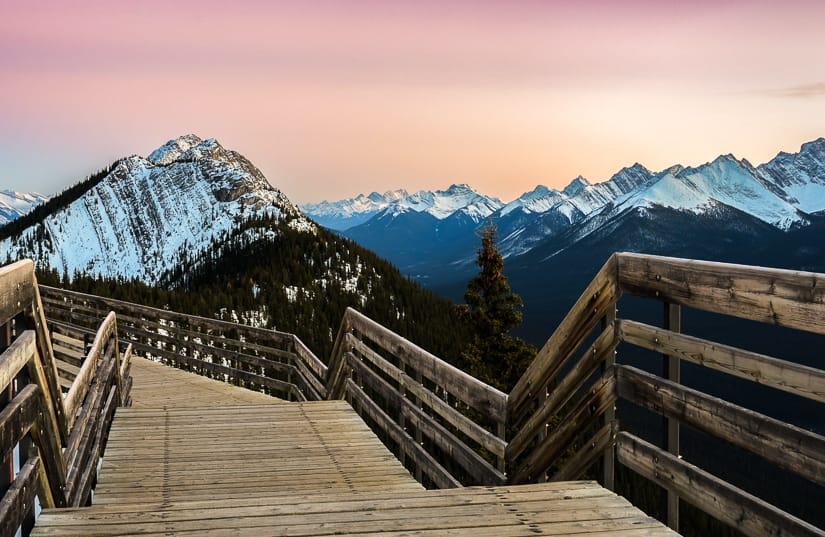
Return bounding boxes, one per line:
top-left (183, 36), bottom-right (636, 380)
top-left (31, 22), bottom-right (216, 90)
top-left (326, 307), bottom-right (507, 488)
top-left (0, 260), bottom-right (131, 535)
top-left (506, 252), bottom-right (825, 537)
top-left (40, 285), bottom-right (326, 402)
top-left (33, 253), bottom-right (825, 536)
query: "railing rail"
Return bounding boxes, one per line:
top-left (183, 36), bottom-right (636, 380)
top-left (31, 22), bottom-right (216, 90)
top-left (507, 252), bottom-right (825, 537)
top-left (327, 308), bottom-right (507, 488)
top-left (40, 286), bottom-right (326, 402)
top-left (0, 260), bottom-right (131, 536)
top-left (33, 252), bottom-right (825, 537)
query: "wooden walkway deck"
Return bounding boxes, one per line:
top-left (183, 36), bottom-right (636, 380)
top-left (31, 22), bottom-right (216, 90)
top-left (33, 357), bottom-right (678, 536)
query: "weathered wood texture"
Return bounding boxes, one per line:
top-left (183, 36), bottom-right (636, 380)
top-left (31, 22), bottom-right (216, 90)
top-left (33, 357), bottom-right (677, 537)
top-left (506, 252), bottom-right (825, 536)
top-left (0, 260), bottom-right (131, 536)
top-left (327, 307), bottom-right (507, 487)
top-left (617, 432), bottom-right (824, 537)
top-left (40, 286), bottom-right (326, 402)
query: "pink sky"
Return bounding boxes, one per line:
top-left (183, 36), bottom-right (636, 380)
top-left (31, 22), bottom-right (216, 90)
top-left (2, 0), bottom-right (824, 203)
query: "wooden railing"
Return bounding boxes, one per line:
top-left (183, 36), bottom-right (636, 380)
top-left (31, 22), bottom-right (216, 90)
top-left (0, 260), bottom-right (131, 536)
top-left (507, 253), bottom-right (825, 537)
top-left (326, 308), bottom-right (507, 488)
top-left (41, 287), bottom-right (508, 490)
top-left (40, 287), bottom-right (327, 402)
top-left (34, 253), bottom-right (825, 537)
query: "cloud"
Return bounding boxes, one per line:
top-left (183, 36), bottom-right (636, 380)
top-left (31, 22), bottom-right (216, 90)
top-left (768, 83), bottom-right (825, 98)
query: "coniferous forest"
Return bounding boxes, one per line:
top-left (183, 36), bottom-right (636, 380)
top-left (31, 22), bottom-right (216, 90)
top-left (36, 214), bottom-right (471, 365)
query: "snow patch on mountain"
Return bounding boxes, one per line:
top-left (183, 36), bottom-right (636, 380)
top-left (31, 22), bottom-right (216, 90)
top-left (611, 155), bottom-right (803, 229)
top-left (0, 135), bottom-right (314, 282)
top-left (0, 190), bottom-right (48, 226)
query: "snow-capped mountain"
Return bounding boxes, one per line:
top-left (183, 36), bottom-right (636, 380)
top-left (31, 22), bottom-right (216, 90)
top-left (300, 189), bottom-right (407, 230)
top-left (0, 190), bottom-right (48, 226)
top-left (389, 183), bottom-right (503, 221)
top-left (303, 184), bottom-right (502, 230)
top-left (0, 135), bottom-right (314, 282)
top-left (321, 137), bottom-right (825, 287)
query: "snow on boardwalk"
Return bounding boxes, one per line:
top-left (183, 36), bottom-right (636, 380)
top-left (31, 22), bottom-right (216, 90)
top-left (33, 357), bottom-right (678, 537)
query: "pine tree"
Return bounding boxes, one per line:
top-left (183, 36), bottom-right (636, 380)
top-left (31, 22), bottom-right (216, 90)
top-left (455, 224), bottom-right (535, 391)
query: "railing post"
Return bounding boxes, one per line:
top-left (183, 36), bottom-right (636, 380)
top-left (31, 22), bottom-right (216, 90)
top-left (600, 305), bottom-right (617, 491)
top-left (413, 370), bottom-right (423, 483)
top-left (0, 322), bottom-right (11, 514)
top-left (663, 302), bottom-right (681, 532)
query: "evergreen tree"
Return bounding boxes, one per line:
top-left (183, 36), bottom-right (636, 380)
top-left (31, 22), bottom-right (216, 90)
top-left (455, 224), bottom-right (535, 391)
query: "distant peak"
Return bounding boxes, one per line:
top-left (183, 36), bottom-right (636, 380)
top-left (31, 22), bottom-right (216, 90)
top-left (562, 176), bottom-right (590, 197)
top-left (800, 137), bottom-right (825, 153)
top-left (148, 134), bottom-right (204, 165)
top-left (444, 183), bottom-right (475, 193)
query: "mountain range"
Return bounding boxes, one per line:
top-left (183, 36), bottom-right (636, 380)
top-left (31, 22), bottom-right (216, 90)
top-left (302, 138), bottom-right (825, 285)
top-left (0, 190), bottom-right (47, 226)
top-left (0, 135), bottom-right (466, 360)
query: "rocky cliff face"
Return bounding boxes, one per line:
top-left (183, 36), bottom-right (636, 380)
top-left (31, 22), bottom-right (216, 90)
top-left (0, 135), bottom-right (314, 282)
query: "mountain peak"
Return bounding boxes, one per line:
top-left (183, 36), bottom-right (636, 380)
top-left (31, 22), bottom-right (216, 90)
top-left (562, 176), bottom-right (590, 197)
top-left (148, 134), bottom-right (203, 165)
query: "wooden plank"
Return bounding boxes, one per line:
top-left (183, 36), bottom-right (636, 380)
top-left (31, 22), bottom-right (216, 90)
top-left (345, 308), bottom-right (507, 422)
top-left (292, 335), bottom-right (328, 383)
top-left (27, 281), bottom-right (72, 441)
top-left (512, 368), bottom-right (617, 484)
top-left (507, 324), bottom-right (618, 463)
top-left (348, 333), bottom-right (506, 458)
top-left (0, 456), bottom-right (39, 537)
top-left (64, 312), bottom-right (116, 429)
top-left (551, 420), bottom-right (618, 482)
top-left (347, 352), bottom-right (505, 485)
top-left (616, 431), bottom-right (825, 537)
top-left (346, 379), bottom-right (460, 489)
top-left (0, 330), bottom-right (35, 392)
top-left (617, 319), bottom-right (825, 403)
top-left (75, 386), bottom-right (118, 508)
top-left (324, 315), bottom-right (352, 400)
top-left (509, 254), bottom-right (619, 423)
top-left (64, 355), bottom-right (116, 504)
top-left (616, 252), bottom-right (825, 335)
top-left (616, 364), bottom-right (825, 486)
top-left (0, 384), bottom-right (39, 461)
top-left (40, 286), bottom-right (295, 345)
top-left (0, 260), bottom-right (35, 327)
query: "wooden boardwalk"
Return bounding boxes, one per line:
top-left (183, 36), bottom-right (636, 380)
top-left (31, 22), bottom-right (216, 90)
top-left (33, 357), bottom-right (678, 536)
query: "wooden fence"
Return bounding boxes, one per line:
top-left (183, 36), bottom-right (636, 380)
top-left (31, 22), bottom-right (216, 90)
top-left (0, 260), bottom-right (131, 536)
top-left (40, 287), bottom-right (327, 402)
top-left (507, 253), bottom-right (825, 537)
top-left (33, 252), bottom-right (825, 537)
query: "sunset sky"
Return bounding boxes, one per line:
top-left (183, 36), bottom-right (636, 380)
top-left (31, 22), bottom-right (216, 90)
top-left (2, 0), bottom-right (824, 204)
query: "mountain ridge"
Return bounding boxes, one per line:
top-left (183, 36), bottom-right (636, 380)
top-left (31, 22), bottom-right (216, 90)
top-left (302, 138), bottom-right (825, 279)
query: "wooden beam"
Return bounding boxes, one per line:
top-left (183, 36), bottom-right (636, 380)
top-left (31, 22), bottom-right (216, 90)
top-left (64, 312), bottom-right (116, 429)
top-left (0, 456), bottom-right (39, 537)
top-left (346, 379), bottom-right (461, 489)
top-left (662, 302), bottom-right (680, 532)
top-left (616, 364), bottom-right (825, 487)
top-left (551, 419), bottom-right (618, 482)
top-left (509, 254), bottom-right (619, 423)
top-left (0, 330), bottom-right (35, 393)
top-left (507, 324), bottom-right (618, 464)
top-left (347, 352), bottom-right (504, 485)
top-left (617, 252), bottom-right (825, 336)
top-left (347, 333), bottom-right (506, 458)
top-left (345, 308), bottom-right (507, 422)
top-left (512, 368), bottom-right (617, 484)
top-left (40, 286), bottom-right (295, 345)
top-left (616, 431), bottom-right (825, 537)
top-left (617, 319), bottom-right (825, 403)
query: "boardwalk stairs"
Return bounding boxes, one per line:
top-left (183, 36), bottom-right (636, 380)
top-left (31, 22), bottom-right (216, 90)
top-left (0, 254), bottom-right (820, 536)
